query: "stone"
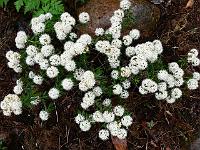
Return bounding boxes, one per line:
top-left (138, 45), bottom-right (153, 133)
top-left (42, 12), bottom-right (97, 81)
top-left (77, 0), bottom-right (160, 38)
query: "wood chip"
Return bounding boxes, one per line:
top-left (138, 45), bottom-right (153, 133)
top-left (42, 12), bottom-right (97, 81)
top-left (186, 0), bottom-right (194, 8)
top-left (112, 136), bottom-right (128, 150)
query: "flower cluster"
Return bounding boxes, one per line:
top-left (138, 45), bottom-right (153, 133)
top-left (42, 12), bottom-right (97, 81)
top-left (0, 94), bottom-right (22, 116)
top-left (6, 50), bottom-right (22, 73)
top-left (187, 49), bottom-right (200, 66)
top-left (2, 0), bottom-right (200, 142)
top-left (31, 13), bottom-right (52, 35)
top-left (75, 105), bottom-right (133, 140)
top-left (187, 72), bottom-right (200, 90)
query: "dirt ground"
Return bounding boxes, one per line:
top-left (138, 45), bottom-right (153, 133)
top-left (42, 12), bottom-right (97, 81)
top-left (0, 0), bottom-right (200, 149)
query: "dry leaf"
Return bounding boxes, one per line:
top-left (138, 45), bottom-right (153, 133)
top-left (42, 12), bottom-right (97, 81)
top-left (112, 136), bottom-right (128, 150)
top-left (186, 0), bottom-right (194, 8)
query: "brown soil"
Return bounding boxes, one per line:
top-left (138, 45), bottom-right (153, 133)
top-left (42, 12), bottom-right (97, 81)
top-left (0, 0), bottom-right (200, 150)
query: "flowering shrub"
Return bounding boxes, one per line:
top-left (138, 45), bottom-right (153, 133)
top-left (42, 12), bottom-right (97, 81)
top-left (1, 0), bottom-right (200, 141)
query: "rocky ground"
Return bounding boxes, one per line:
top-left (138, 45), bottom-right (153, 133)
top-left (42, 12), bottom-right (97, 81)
top-left (0, 0), bottom-right (200, 149)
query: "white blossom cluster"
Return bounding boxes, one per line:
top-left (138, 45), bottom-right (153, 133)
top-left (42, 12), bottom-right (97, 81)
top-left (187, 72), bottom-right (200, 90)
top-left (15, 31), bottom-right (28, 49)
top-left (2, 0), bottom-right (200, 142)
top-left (54, 12), bottom-right (75, 40)
top-left (139, 62), bottom-right (185, 103)
top-left (31, 13), bottom-right (52, 34)
top-left (79, 12), bottom-right (90, 24)
top-left (75, 105), bottom-right (133, 140)
top-left (6, 50), bottom-right (22, 73)
top-left (0, 94), bottom-right (22, 116)
top-left (187, 49), bottom-right (200, 66)
top-left (128, 40), bottom-right (163, 75)
top-left (13, 79), bottom-right (23, 95)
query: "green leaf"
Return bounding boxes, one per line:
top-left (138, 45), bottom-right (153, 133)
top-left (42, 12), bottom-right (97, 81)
top-left (15, 0), bottom-right (24, 12)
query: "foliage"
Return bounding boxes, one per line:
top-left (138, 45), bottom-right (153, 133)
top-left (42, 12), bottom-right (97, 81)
top-left (0, 0), bottom-right (64, 16)
top-left (0, 0), bottom-right (9, 7)
top-left (0, 141), bottom-right (7, 150)
top-left (15, 0), bottom-right (64, 16)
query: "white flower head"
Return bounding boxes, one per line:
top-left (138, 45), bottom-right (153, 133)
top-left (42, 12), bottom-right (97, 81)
top-left (39, 34), bottom-right (51, 45)
top-left (113, 105), bottom-right (125, 116)
top-left (99, 129), bottom-right (110, 140)
top-left (121, 115), bottom-right (133, 127)
top-left (46, 66), bottom-right (59, 78)
top-left (79, 120), bottom-right (91, 131)
top-left (39, 111), bottom-right (49, 121)
top-left (48, 88), bottom-right (60, 99)
top-left (79, 12), bottom-right (90, 24)
top-left (62, 78), bottom-right (74, 91)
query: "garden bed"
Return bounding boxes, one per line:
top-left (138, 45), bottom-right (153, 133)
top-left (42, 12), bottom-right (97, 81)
top-left (0, 0), bottom-right (200, 149)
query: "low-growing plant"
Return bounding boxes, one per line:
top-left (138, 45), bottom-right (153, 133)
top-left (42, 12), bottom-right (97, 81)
top-left (0, 0), bottom-right (64, 16)
top-left (1, 0), bottom-right (200, 141)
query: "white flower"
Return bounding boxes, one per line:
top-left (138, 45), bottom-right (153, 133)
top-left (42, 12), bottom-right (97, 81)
top-left (31, 22), bottom-right (45, 34)
top-left (41, 45), bottom-right (55, 57)
top-left (120, 90), bottom-right (129, 99)
top-left (49, 54), bottom-right (61, 66)
top-left (99, 129), bottom-right (110, 140)
top-left (111, 70), bottom-right (119, 79)
top-left (93, 111), bottom-right (104, 122)
top-left (111, 39), bottom-right (122, 48)
top-left (15, 31), bottom-right (27, 49)
top-left (95, 28), bottom-right (104, 36)
top-left (13, 85), bottom-right (23, 95)
top-left (69, 32), bottom-right (77, 40)
top-left (64, 60), bottom-right (76, 71)
top-left (157, 82), bottom-right (167, 91)
top-left (157, 70), bottom-right (169, 81)
top-left (74, 68), bottom-right (85, 81)
top-left (121, 66), bottom-right (131, 77)
top-left (46, 66), bottom-right (59, 78)
top-left (139, 86), bottom-right (148, 95)
top-left (113, 84), bottom-right (123, 95)
top-left (192, 58), bottom-right (200, 66)
top-left (187, 79), bottom-right (199, 90)
top-left (171, 88), bottom-right (182, 99)
top-left (93, 86), bottom-right (103, 97)
top-left (107, 121), bottom-right (121, 136)
top-left (113, 105), bottom-right (124, 116)
top-left (33, 75), bottom-right (43, 85)
top-left (166, 97), bottom-right (176, 104)
top-left (48, 88), bottom-right (60, 99)
top-left (103, 111), bottom-right (115, 123)
top-left (117, 128), bottom-right (127, 139)
top-left (168, 62), bottom-right (179, 73)
top-left (125, 46), bottom-right (135, 57)
top-left (26, 56), bottom-right (35, 66)
top-left (75, 114), bottom-right (85, 124)
top-left (123, 35), bottom-right (132, 46)
top-left (62, 78), bottom-right (74, 91)
top-left (1, 94), bottom-right (22, 116)
top-left (79, 120), bottom-right (91, 131)
top-left (26, 45), bottom-right (38, 56)
top-left (193, 72), bottom-right (200, 81)
top-left (122, 80), bottom-right (131, 89)
top-left (39, 34), bottom-right (51, 45)
top-left (39, 59), bottom-right (49, 70)
top-left (129, 29), bottom-right (140, 40)
top-left (153, 40), bottom-right (163, 54)
top-left (120, 0), bottom-right (131, 10)
top-left (34, 52), bottom-right (44, 64)
top-left (79, 12), bottom-right (90, 24)
top-left (103, 98), bottom-right (111, 107)
top-left (39, 111), bottom-right (49, 121)
top-left (121, 115), bottom-right (133, 127)
top-left (155, 91), bottom-right (168, 100)
top-left (29, 71), bottom-right (35, 79)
